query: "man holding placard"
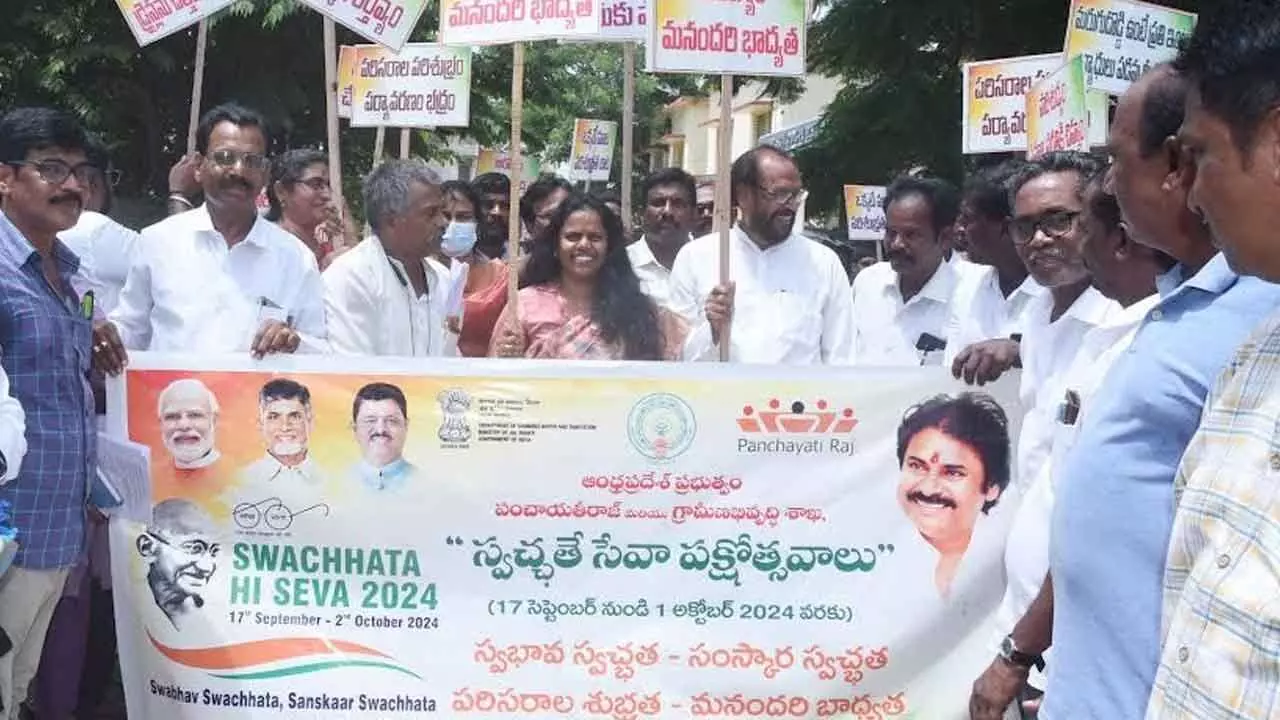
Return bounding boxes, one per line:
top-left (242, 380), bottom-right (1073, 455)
top-left (668, 146), bottom-right (853, 365)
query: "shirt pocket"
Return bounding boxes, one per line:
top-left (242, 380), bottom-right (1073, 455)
top-left (765, 290), bottom-right (820, 345)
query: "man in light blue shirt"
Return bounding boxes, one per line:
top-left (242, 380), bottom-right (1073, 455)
top-left (349, 382), bottom-right (421, 492)
top-left (971, 65), bottom-right (1280, 720)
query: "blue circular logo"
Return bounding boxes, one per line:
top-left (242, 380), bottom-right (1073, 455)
top-left (627, 393), bottom-right (696, 462)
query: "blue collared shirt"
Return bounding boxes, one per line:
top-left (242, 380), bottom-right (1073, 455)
top-left (1043, 254), bottom-right (1280, 718)
top-left (354, 458), bottom-right (417, 492)
top-left (0, 212), bottom-right (95, 569)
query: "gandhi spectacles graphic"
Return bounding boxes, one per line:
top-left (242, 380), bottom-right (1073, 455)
top-left (233, 497), bottom-right (330, 531)
top-left (149, 532), bottom-right (220, 558)
top-left (5, 160), bottom-right (103, 186)
top-left (1011, 210), bottom-right (1081, 244)
top-left (208, 150), bottom-right (269, 171)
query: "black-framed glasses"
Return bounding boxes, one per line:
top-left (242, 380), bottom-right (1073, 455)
top-left (756, 185), bottom-right (804, 205)
top-left (149, 531), bottom-right (219, 558)
top-left (1011, 210), bottom-right (1080, 244)
top-left (209, 149), bottom-right (269, 171)
top-left (6, 160), bottom-right (102, 187)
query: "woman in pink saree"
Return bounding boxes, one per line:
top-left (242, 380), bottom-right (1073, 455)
top-left (490, 193), bottom-right (708, 361)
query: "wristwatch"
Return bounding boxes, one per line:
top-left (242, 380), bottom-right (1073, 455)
top-left (999, 634), bottom-right (1045, 671)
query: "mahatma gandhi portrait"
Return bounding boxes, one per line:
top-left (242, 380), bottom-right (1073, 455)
top-left (136, 499), bottom-right (219, 630)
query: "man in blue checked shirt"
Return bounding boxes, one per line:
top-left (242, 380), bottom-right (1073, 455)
top-left (0, 107), bottom-right (97, 719)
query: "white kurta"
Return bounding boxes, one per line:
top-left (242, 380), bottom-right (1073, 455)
top-left (58, 211), bottom-right (140, 318)
top-left (668, 227), bottom-right (854, 365)
top-left (322, 236), bottom-right (458, 358)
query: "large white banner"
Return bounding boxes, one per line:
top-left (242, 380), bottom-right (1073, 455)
top-left (108, 354), bottom-right (1022, 718)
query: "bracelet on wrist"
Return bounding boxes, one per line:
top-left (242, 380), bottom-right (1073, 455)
top-left (168, 193), bottom-right (194, 208)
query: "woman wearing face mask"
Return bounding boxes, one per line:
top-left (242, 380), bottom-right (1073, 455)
top-left (440, 180), bottom-right (511, 357)
top-left (490, 193), bottom-right (711, 361)
top-left (266, 149), bottom-right (355, 270)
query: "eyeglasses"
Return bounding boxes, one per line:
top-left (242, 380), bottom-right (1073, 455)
top-left (755, 185), bottom-right (804, 205)
top-left (209, 149), bottom-right (269, 171)
top-left (1011, 210), bottom-right (1081, 244)
top-left (149, 531), bottom-right (219, 558)
top-left (6, 160), bottom-right (102, 187)
top-left (295, 177), bottom-right (330, 192)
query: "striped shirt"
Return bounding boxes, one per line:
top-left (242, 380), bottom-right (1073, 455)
top-left (0, 211), bottom-right (95, 569)
top-left (1147, 309), bottom-right (1280, 720)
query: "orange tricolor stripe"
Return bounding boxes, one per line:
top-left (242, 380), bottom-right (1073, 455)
top-left (149, 634), bottom-right (392, 670)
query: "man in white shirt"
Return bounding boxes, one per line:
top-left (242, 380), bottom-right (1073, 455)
top-left (627, 168), bottom-right (697, 310)
top-left (93, 103), bottom-right (325, 371)
top-left (669, 146), bottom-right (852, 364)
top-left (851, 176), bottom-right (967, 366)
top-left (0, 356), bottom-right (24, 486)
top-left (947, 162), bottom-right (1044, 372)
top-left (323, 159), bottom-right (455, 357)
top-left (59, 138), bottom-right (139, 318)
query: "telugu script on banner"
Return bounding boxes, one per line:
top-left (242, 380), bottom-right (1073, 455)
top-left (843, 185), bottom-right (887, 241)
top-left (295, 0), bottom-right (430, 52)
top-left (338, 45), bottom-right (358, 120)
top-left (647, 0), bottom-right (808, 77)
top-left (1026, 56), bottom-right (1090, 159)
top-left (568, 119), bottom-right (618, 183)
top-left (114, 0), bottom-right (237, 47)
top-left (440, 0), bottom-right (603, 46)
top-left (1063, 0), bottom-right (1197, 96)
top-left (107, 354), bottom-right (1023, 719)
top-left (962, 54), bottom-right (1063, 155)
top-left (348, 44), bottom-right (472, 129)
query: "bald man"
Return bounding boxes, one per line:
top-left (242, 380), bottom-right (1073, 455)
top-left (137, 499), bottom-right (218, 631)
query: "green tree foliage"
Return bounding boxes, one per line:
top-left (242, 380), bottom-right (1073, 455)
top-left (0, 0), bottom-right (699, 221)
top-left (799, 0), bottom-right (1203, 215)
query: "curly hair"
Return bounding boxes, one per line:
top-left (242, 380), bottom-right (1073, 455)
top-left (519, 192), bottom-right (665, 360)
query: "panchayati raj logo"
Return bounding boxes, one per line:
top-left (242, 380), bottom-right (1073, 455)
top-left (736, 398), bottom-right (859, 456)
top-left (627, 393), bottom-right (696, 462)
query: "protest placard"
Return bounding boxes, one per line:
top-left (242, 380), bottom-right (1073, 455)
top-left (337, 45), bottom-right (359, 120)
top-left (349, 44), bottom-right (472, 129)
top-left (109, 354), bottom-right (1022, 719)
top-left (114, 0), bottom-right (236, 46)
top-left (439, 0), bottom-right (602, 45)
top-left (1026, 56), bottom-right (1090, 159)
top-left (647, 0), bottom-right (807, 77)
top-left (962, 54), bottom-right (1063, 154)
top-left (1063, 0), bottom-right (1197, 96)
top-left (568, 119), bottom-right (618, 182)
top-left (295, 0), bottom-right (430, 52)
top-left (844, 185), bottom-right (888, 241)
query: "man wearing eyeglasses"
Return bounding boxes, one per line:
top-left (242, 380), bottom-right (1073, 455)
top-left (0, 106), bottom-right (99, 719)
top-left (669, 145), bottom-right (854, 364)
top-left (92, 103), bottom-right (329, 372)
top-left (136, 499), bottom-right (219, 632)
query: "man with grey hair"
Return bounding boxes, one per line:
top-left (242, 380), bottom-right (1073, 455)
top-left (322, 158), bottom-right (455, 356)
top-left (136, 499), bottom-right (219, 632)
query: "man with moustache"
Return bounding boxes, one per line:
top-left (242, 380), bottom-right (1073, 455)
top-left (136, 499), bottom-right (219, 632)
top-left (627, 168), bottom-right (698, 310)
top-left (471, 172), bottom-right (511, 259)
top-left (946, 162), bottom-right (1045, 374)
top-left (972, 59), bottom-right (1280, 720)
top-left (0, 107), bottom-right (98, 719)
top-left (93, 103), bottom-right (327, 374)
top-left (694, 182), bottom-right (715, 237)
top-left (896, 393), bottom-right (1012, 599)
top-left (669, 145), bottom-right (853, 364)
top-left (1145, 4), bottom-right (1280, 715)
top-left (349, 383), bottom-right (421, 492)
top-left (850, 175), bottom-right (970, 366)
